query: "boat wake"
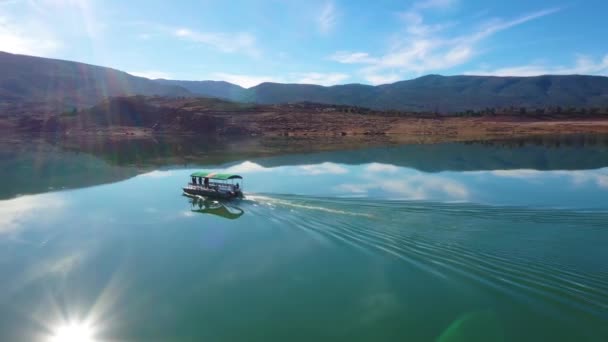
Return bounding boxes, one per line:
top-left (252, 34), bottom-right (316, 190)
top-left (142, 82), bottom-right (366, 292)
top-left (240, 193), bottom-right (608, 322)
top-left (244, 194), bottom-right (374, 217)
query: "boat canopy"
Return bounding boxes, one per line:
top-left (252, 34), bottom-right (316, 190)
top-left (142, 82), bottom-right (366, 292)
top-left (190, 171), bottom-right (243, 180)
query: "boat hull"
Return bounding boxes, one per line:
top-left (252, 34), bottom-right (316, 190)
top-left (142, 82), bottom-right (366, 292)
top-left (182, 186), bottom-right (243, 199)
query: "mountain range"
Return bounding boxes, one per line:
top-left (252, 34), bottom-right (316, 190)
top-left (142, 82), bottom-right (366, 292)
top-left (1, 51), bottom-right (608, 113)
top-left (0, 51), bottom-right (188, 109)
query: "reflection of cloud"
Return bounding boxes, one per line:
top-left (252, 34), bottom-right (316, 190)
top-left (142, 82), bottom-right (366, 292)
top-left (0, 194), bottom-right (66, 234)
top-left (22, 250), bottom-right (86, 286)
top-left (139, 170), bottom-right (173, 178)
top-left (488, 168), bottom-right (608, 189)
top-left (568, 172), bottom-right (608, 189)
top-left (365, 163), bottom-right (399, 173)
top-left (490, 169), bottom-right (544, 179)
top-left (336, 174), bottom-right (469, 201)
top-left (298, 162), bottom-right (348, 175)
top-left (597, 175), bottom-right (608, 188)
top-left (225, 161), bottom-right (271, 173)
top-left (182, 211), bottom-right (195, 217)
top-left (336, 184), bottom-right (370, 194)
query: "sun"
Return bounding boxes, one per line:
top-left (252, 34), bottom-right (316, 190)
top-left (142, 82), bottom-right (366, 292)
top-left (48, 321), bottom-right (96, 342)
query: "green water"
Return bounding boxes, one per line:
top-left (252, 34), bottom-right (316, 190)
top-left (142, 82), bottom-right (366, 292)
top-left (0, 135), bottom-right (607, 341)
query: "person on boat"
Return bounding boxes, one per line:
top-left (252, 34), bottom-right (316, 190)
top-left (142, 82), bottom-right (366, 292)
top-left (204, 177), bottom-right (209, 188)
top-left (191, 176), bottom-right (196, 185)
top-left (235, 183), bottom-right (240, 191)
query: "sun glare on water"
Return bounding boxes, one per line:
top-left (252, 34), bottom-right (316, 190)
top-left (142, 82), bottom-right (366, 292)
top-left (48, 322), bottom-right (96, 342)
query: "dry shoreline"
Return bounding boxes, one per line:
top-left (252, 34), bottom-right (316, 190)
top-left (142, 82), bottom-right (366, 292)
top-left (50, 116), bottom-right (608, 145)
top-left (6, 96), bottom-right (608, 144)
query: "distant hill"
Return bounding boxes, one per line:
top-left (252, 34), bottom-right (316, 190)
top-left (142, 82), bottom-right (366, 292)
top-left (157, 74), bottom-right (608, 112)
top-left (155, 79), bottom-right (246, 100)
top-left (0, 51), bottom-right (190, 110)
top-left (1, 51), bottom-right (608, 113)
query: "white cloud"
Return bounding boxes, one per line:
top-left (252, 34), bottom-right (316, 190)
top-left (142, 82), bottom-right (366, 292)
top-left (211, 72), bottom-right (350, 87)
top-left (128, 70), bottom-right (173, 79)
top-left (329, 6), bottom-right (561, 84)
top-left (318, 1), bottom-right (337, 34)
top-left (212, 72), bottom-right (281, 88)
top-left (0, 15), bottom-right (61, 56)
top-left (361, 72), bottom-right (402, 85)
top-left (466, 54), bottom-right (608, 76)
top-left (174, 28), bottom-right (260, 57)
top-left (296, 72), bottom-right (349, 86)
top-left (298, 162), bottom-right (348, 175)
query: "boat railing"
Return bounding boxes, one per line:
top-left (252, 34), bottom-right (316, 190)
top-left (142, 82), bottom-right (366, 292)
top-left (187, 182), bottom-right (239, 192)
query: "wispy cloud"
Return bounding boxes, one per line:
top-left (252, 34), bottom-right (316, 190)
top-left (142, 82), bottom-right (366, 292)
top-left (466, 54), bottom-right (608, 76)
top-left (128, 70), bottom-right (173, 79)
top-left (329, 51), bottom-right (377, 64)
top-left (466, 7), bottom-right (560, 42)
top-left (329, 3), bottom-right (561, 84)
top-left (318, 1), bottom-right (337, 34)
top-left (174, 28), bottom-right (260, 57)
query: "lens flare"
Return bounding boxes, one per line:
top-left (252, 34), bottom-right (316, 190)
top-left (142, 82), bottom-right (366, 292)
top-left (48, 321), bottom-right (96, 342)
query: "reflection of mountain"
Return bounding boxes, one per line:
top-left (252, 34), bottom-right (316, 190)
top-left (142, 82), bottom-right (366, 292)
top-left (254, 135), bottom-right (608, 172)
top-left (53, 135), bottom-right (271, 167)
top-left (0, 138), bottom-right (140, 200)
top-left (54, 134), bottom-right (608, 172)
top-left (2, 134), bottom-right (608, 199)
top-left (188, 196), bottom-right (244, 220)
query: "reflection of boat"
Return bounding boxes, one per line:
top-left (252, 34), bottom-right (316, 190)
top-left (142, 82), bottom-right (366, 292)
top-left (183, 171), bottom-right (243, 199)
top-left (187, 196), bottom-right (245, 220)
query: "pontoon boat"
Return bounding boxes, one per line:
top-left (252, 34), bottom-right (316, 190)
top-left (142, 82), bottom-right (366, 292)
top-left (183, 171), bottom-right (243, 199)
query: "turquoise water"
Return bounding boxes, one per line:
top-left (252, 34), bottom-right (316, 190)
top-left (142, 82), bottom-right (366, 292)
top-left (0, 136), bottom-right (607, 341)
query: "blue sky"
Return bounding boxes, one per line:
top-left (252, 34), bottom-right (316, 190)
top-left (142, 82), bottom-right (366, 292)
top-left (1, 0), bottom-right (607, 87)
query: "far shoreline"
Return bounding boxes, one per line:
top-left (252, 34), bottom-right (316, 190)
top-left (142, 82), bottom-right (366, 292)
top-left (10, 116), bottom-right (608, 145)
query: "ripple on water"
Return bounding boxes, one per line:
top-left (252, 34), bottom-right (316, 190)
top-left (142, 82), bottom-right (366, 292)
top-left (245, 194), bottom-right (608, 321)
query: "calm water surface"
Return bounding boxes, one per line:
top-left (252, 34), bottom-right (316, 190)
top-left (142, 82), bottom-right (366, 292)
top-left (0, 136), bottom-right (607, 341)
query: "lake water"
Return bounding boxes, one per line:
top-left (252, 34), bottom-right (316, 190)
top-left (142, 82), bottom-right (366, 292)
top-left (0, 135), bottom-right (607, 341)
